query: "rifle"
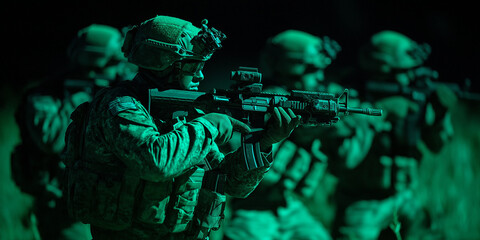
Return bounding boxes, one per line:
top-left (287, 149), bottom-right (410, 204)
top-left (149, 67), bottom-right (382, 170)
top-left (366, 67), bottom-right (480, 102)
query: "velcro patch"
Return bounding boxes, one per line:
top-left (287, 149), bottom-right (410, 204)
top-left (108, 96), bottom-right (138, 116)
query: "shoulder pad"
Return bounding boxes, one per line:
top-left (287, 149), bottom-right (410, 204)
top-left (108, 96), bottom-right (138, 116)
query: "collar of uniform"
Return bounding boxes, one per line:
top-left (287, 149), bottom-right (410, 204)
top-left (134, 71), bottom-right (181, 91)
top-left (133, 71), bottom-right (160, 89)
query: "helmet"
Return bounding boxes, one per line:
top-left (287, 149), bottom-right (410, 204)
top-left (260, 29), bottom-right (341, 78)
top-left (67, 24), bottom-right (125, 68)
top-left (260, 30), bottom-right (341, 91)
top-left (358, 30), bottom-right (431, 74)
top-left (121, 16), bottom-right (226, 72)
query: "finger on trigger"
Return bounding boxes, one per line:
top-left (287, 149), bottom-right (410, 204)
top-left (229, 116), bottom-right (251, 134)
top-left (295, 115), bottom-right (302, 127)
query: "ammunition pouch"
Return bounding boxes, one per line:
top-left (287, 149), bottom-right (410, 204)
top-left (163, 167), bottom-right (205, 233)
top-left (67, 161), bottom-right (139, 230)
top-left (189, 171), bottom-right (227, 239)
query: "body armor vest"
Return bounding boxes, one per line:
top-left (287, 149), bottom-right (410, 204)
top-left (63, 93), bottom-right (226, 239)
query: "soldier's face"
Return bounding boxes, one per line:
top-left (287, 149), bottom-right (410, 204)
top-left (287, 67), bottom-right (325, 91)
top-left (299, 45), bottom-right (329, 91)
top-left (177, 72), bottom-right (203, 91)
top-left (178, 61), bottom-right (205, 91)
top-left (372, 70), bottom-right (411, 87)
top-left (300, 68), bottom-right (325, 91)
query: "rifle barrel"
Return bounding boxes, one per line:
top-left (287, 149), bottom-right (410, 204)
top-left (340, 106), bottom-right (383, 116)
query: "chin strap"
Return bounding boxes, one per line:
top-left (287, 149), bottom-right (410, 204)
top-left (173, 62), bottom-right (189, 85)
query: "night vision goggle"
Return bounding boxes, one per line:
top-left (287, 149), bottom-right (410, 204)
top-left (191, 19), bottom-right (227, 59)
top-left (406, 42), bottom-right (431, 63)
top-left (142, 19), bottom-right (226, 62)
top-left (321, 36), bottom-right (341, 60)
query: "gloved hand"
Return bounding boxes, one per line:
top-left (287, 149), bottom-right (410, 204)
top-left (260, 107), bottom-right (301, 149)
top-left (199, 113), bottom-right (251, 145)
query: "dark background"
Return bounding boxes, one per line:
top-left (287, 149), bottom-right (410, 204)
top-left (1, 2), bottom-right (480, 238)
top-left (2, 0), bottom-right (479, 92)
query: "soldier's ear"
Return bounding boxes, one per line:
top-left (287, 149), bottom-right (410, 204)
top-left (173, 62), bottom-right (182, 71)
top-left (172, 62), bottom-right (182, 76)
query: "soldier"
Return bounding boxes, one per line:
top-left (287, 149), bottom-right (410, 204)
top-left (331, 30), bottom-right (456, 239)
top-left (11, 24), bottom-right (135, 240)
top-left (62, 15), bottom-right (301, 240)
top-left (223, 30), bottom-right (345, 240)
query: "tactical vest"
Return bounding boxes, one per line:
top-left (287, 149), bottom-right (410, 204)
top-left (63, 95), bottom-right (227, 238)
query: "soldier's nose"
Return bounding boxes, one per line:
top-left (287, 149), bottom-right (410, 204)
top-left (193, 70), bottom-right (204, 82)
top-left (316, 70), bottom-right (325, 82)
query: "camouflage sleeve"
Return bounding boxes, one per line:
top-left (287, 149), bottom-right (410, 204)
top-left (24, 94), bottom-right (73, 154)
top-left (23, 91), bottom-right (92, 154)
top-left (221, 148), bottom-right (273, 198)
top-left (102, 96), bottom-right (219, 182)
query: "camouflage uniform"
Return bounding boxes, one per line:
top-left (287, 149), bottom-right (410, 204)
top-left (11, 24), bottom-right (133, 240)
top-left (12, 81), bottom-right (93, 240)
top-left (331, 30), bottom-right (456, 240)
top-left (64, 65), bottom-right (273, 240)
top-left (224, 30), bottom-right (345, 240)
top-left (63, 16), bottom-right (290, 240)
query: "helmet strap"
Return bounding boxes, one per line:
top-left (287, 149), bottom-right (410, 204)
top-left (172, 62), bottom-right (188, 87)
top-left (172, 62), bottom-right (183, 79)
